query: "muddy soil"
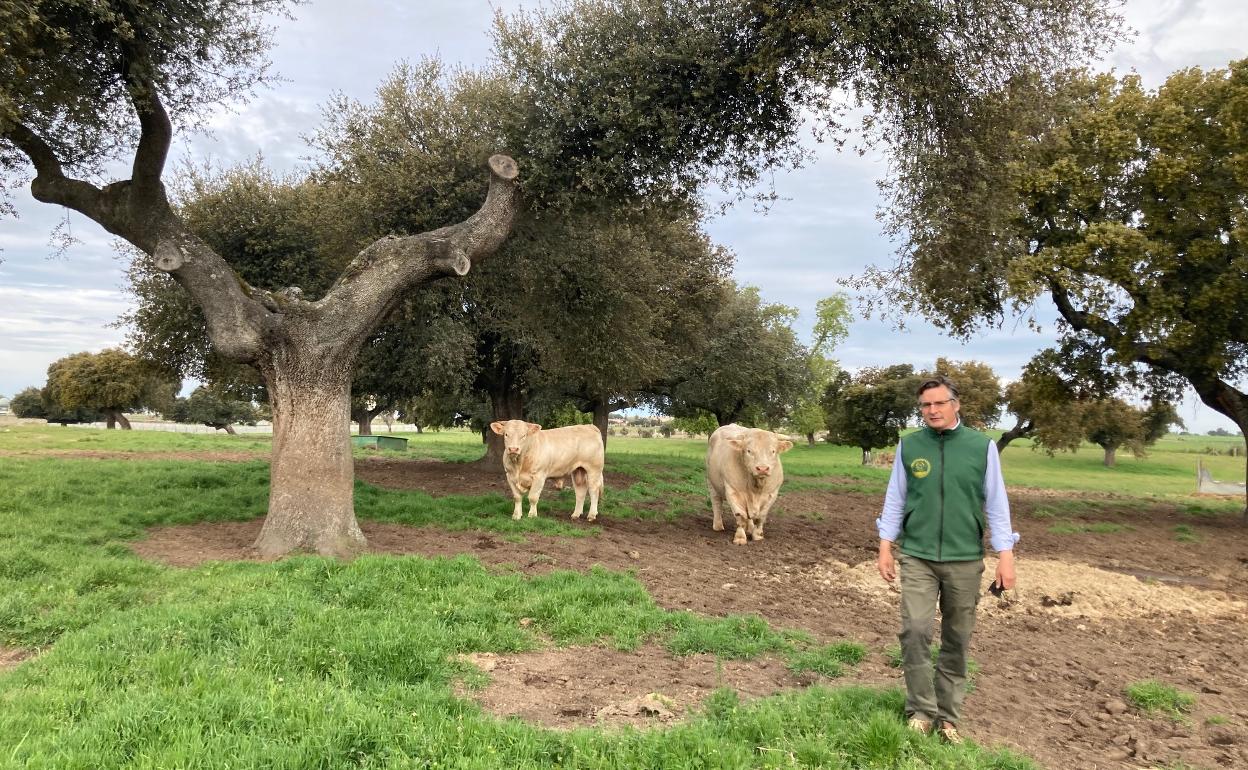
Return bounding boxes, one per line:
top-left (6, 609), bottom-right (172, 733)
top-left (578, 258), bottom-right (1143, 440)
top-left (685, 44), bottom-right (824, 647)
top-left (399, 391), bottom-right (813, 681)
top-left (120, 461), bottom-right (1248, 770)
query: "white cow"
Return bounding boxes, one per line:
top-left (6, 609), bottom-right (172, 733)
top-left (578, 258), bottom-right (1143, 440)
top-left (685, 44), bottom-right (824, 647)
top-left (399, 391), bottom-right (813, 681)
top-left (706, 424), bottom-right (793, 544)
top-left (490, 420), bottom-right (605, 521)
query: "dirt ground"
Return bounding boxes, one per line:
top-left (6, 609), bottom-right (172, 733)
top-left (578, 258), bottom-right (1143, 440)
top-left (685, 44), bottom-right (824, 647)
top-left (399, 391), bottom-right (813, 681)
top-left (70, 457), bottom-right (1248, 768)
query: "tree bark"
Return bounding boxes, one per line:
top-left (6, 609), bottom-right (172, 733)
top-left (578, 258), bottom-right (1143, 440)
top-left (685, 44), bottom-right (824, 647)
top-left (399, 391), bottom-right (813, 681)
top-left (253, 358), bottom-right (364, 559)
top-left (996, 418), bottom-right (1033, 452)
top-left (482, 387), bottom-right (525, 465)
top-left (806, 432), bottom-right (816, 447)
top-left (1102, 445), bottom-right (1116, 468)
top-left (104, 410), bottom-right (132, 430)
top-left (355, 410), bottom-right (374, 436)
top-left (223, 423), bottom-right (237, 435)
top-left (7, 79), bottom-right (521, 555)
top-left (592, 400), bottom-right (611, 448)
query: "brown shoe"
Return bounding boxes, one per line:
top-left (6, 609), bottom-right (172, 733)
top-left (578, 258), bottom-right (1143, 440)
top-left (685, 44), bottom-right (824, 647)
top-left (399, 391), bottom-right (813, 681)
top-left (936, 722), bottom-right (964, 745)
top-left (907, 717), bottom-right (933, 735)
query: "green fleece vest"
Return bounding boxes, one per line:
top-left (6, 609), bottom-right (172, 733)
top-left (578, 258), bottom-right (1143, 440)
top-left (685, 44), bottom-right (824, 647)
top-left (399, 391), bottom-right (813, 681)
top-left (898, 423), bottom-right (990, 562)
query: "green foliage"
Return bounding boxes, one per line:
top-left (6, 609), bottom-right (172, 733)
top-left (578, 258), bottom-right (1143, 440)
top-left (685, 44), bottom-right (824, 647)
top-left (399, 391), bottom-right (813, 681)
top-left (43, 349), bottom-right (176, 424)
top-left (1125, 680), bottom-right (1196, 721)
top-left (823, 365), bottom-right (918, 459)
top-left (659, 284), bottom-right (810, 427)
top-left (671, 410), bottom-right (720, 438)
top-left (166, 387), bottom-right (258, 432)
top-left (9, 386), bottom-right (45, 418)
top-left (925, 357), bottom-right (1002, 429)
top-left (868, 61), bottom-right (1248, 447)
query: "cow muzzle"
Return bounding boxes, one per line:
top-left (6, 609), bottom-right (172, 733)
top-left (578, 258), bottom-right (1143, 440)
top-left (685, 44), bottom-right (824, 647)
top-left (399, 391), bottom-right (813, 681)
top-left (753, 466), bottom-right (771, 477)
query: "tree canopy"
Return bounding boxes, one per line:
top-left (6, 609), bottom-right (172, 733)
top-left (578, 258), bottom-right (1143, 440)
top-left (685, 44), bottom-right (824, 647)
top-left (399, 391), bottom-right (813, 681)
top-left (861, 61), bottom-right (1248, 496)
top-left (924, 357), bottom-right (1002, 430)
top-left (822, 364), bottom-right (918, 463)
top-left (43, 349), bottom-right (175, 429)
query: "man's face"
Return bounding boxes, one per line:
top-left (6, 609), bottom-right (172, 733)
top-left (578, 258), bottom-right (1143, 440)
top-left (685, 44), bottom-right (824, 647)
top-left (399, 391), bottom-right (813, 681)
top-left (918, 385), bottom-right (960, 430)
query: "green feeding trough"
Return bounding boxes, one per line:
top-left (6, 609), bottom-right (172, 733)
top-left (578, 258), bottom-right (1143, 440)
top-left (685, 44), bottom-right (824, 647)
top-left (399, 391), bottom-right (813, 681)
top-left (351, 435), bottom-right (409, 451)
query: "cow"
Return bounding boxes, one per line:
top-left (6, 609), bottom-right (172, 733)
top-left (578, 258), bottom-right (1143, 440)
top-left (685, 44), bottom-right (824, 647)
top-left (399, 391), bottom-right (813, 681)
top-left (490, 420), bottom-right (605, 521)
top-left (706, 424), bottom-right (794, 544)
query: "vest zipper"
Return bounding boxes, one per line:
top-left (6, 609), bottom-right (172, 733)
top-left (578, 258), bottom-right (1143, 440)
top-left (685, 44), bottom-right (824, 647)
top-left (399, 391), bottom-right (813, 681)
top-left (938, 432), bottom-right (946, 561)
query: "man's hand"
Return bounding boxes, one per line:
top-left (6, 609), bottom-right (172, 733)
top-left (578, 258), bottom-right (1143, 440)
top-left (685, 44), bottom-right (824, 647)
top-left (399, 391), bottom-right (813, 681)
top-left (877, 540), bottom-right (896, 582)
top-left (995, 549), bottom-right (1016, 590)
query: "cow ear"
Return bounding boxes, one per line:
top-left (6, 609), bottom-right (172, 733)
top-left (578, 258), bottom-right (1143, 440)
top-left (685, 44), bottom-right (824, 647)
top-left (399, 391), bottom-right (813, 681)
top-left (777, 439), bottom-right (794, 453)
top-left (490, 421), bottom-right (506, 435)
top-left (527, 422), bottom-right (542, 434)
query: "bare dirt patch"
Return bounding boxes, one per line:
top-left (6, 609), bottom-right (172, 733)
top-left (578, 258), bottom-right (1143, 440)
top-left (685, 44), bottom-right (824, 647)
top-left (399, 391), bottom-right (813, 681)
top-left (129, 475), bottom-right (1248, 770)
top-left (353, 457), bottom-right (637, 497)
top-left (0, 647), bottom-right (34, 672)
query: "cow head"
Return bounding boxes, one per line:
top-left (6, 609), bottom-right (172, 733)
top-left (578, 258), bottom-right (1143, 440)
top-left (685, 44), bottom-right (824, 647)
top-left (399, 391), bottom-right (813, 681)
top-left (490, 419), bottom-right (542, 458)
top-left (728, 430), bottom-right (794, 479)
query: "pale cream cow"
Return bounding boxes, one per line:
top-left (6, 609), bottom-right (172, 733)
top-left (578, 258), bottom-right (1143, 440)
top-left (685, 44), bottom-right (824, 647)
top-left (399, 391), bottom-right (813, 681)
top-left (706, 424), bottom-right (793, 544)
top-left (490, 420), bottom-right (605, 521)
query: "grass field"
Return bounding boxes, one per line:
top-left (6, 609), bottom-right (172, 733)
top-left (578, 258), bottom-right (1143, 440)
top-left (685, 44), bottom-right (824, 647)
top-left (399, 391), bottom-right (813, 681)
top-left (0, 424), bottom-right (1243, 768)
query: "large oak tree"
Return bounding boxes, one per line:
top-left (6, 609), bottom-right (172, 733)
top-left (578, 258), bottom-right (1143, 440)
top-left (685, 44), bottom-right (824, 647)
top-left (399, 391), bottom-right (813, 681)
top-left (863, 62), bottom-right (1248, 513)
top-left (4, 0), bottom-right (1125, 554)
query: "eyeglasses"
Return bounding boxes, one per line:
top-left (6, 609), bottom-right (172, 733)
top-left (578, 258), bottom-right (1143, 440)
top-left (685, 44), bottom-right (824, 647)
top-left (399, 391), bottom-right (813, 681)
top-left (919, 399), bottom-right (956, 410)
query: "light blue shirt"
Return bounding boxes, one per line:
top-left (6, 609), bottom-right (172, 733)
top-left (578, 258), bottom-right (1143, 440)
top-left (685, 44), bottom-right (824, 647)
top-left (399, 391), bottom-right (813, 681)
top-left (876, 423), bottom-right (1019, 553)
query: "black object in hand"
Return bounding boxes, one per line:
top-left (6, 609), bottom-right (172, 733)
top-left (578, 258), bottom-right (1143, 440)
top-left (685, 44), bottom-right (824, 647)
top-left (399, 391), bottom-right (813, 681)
top-left (988, 580), bottom-right (1005, 597)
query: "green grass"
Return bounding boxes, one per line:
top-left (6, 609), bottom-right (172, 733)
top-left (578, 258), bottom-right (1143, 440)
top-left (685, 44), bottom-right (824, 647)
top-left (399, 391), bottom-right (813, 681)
top-left (1125, 680), bottom-right (1197, 721)
top-left (0, 426), bottom-right (1046, 768)
top-left (3, 423), bottom-right (1240, 768)
top-left (1046, 521), bottom-right (1132, 535)
top-left (1173, 524), bottom-right (1201, 543)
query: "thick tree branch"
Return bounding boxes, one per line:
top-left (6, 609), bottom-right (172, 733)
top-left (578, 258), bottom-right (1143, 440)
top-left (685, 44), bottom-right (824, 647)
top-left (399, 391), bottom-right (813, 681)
top-left (1048, 277), bottom-right (1248, 427)
top-left (318, 154), bottom-right (521, 344)
top-left (129, 84), bottom-right (173, 200)
top-left (5, 122), bottom-right (105, 214)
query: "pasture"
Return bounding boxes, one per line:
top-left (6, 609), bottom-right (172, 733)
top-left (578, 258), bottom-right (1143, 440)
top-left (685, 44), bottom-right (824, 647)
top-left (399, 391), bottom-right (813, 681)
top-left (0, 424), bottom-right (1245, 769)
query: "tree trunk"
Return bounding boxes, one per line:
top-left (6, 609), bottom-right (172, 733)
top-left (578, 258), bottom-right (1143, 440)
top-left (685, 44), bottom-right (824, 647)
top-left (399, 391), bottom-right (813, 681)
top-left (104, 410), bottom-right (131, 429)
top-left (592, 399), bottom-right (611, 448)
top-left (1103, 445), bottom-right (1117, 467)
top-left (106, 413), bottom-right (115, 429)
top-left (356, 410), bottom-right (374, 436)
top-left (996, 418), bottom-right (1033, 452)
top-left (223, 423), bottom-right (237, 435)
top-left (806, 432), bottom-right (816, 447)
top-left (861, 447), bottom-right (871, 465)
top-left (482, 387), bottom-right (525, 465)
top-left (253, 360), bottom-right (365, 559)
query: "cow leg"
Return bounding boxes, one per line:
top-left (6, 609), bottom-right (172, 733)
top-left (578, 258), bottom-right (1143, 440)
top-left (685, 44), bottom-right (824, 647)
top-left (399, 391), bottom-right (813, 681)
top-left (585, 468), bottom-right (603, 522)
top-left (571, 467), bottom-right (588, 520)
top-left (752, 492), bottom-right (777, 541)
top-left (709, 481), bottom-right (725, 531)
top-left (725, 490), bottom-right (751, 545)
top-left (526, 472), bottom-right (547, 518)
top-left (506, 477), bottom-right (525, 520)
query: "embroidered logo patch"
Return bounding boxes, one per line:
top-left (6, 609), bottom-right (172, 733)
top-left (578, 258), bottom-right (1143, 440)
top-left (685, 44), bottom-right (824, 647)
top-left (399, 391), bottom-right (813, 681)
top-left (910, 458), bottom-right (931, 478)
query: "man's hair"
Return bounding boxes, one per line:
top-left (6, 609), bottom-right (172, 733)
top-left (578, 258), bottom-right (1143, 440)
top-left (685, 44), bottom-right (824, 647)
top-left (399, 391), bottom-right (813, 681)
top-left (916, 375), bottom-right (959, 400)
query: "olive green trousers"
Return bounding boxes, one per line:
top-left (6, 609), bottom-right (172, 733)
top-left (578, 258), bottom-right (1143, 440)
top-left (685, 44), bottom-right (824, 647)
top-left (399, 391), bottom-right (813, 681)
top-left (898, 553), bottom-right (984, 726)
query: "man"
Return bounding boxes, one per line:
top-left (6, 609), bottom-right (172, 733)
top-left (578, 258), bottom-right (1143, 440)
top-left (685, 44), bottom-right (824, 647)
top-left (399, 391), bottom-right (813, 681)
top-left (876, 375), bottom-right (1017, 744)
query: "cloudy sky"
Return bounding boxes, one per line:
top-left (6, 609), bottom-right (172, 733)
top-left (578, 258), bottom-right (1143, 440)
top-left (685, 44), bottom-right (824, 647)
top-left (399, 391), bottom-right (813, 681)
top-left (2, 0), bottom-right (1244, 431)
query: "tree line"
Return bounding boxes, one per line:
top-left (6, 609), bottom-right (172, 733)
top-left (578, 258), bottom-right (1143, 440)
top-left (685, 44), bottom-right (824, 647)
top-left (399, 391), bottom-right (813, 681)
top-left (8, 0), bottom-right (1243, 554)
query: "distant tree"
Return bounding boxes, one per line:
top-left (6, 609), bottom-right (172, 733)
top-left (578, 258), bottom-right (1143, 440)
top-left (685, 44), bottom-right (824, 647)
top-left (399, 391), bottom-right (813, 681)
top-left (925, 358), bottom-right (1002, 429)
top-left (166, 387), bottom-right (257, 435)
top-left (10, 387), bottom-right (46, 419)
top-left (43, 350), bottom-right (176, 429)
top-left (1209, 428), bottom-right (1233, 437)
top-left (788, 294), bottom-right (852, 445)
top-left (823, 365), bottom-right (919, 464)
top-left (659, 284), bottom-right (810, 427)
top-left (671, 411), bottom-right (719, 439)
top-left (1081, 399), bottom-right (1184, 467)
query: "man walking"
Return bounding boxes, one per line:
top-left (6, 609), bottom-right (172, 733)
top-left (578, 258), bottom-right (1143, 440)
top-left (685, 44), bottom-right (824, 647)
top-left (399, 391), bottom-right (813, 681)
top-left (876, 375), bottom-right (1017, 744)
